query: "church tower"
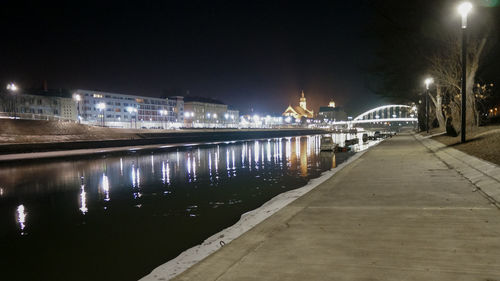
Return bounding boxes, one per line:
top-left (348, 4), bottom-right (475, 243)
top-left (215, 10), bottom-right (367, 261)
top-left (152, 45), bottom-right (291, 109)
top-left (299, 90), bottom-right (307, 110)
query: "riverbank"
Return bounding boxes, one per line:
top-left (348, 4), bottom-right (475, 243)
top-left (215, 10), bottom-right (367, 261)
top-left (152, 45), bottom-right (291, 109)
top-left (0, 119), bottom-right (327, 159)
top-left (149, 133), bottom-right (500, 281)
top-left (432, 124), bottom-right (500, 165)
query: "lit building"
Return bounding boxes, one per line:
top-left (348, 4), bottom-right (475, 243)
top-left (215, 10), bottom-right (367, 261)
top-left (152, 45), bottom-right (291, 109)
top-left (318, 99), bottom-right (347, 122)
top-left (282, 90), bottom-right (314, 119)
top-left (183, 97), bottom-right (239, 128)
top-left (74, 89), bottom-right (184, 128)
top-left (239, 114), bottom-right (285, 128)
top-left (0, 88), bottom-right (77, 121)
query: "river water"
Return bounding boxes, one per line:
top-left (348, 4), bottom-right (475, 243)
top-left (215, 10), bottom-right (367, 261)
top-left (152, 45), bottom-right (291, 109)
top-left (0, 133), bottom-right (374, 281)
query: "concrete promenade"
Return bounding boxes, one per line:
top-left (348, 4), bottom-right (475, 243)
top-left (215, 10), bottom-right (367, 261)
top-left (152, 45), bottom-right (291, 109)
top-left (172, 134), bottom-right (500, 281)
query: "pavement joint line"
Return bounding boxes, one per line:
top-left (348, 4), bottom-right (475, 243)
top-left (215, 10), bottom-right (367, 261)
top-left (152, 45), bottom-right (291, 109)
top-left (415, 134), bottom-right (500, 209)
top-left (306, 206), bottom-right (495, 210)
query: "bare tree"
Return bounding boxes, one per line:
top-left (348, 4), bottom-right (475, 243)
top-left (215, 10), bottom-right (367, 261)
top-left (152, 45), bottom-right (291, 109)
top-left (426, 28), bottom-right (489, 133)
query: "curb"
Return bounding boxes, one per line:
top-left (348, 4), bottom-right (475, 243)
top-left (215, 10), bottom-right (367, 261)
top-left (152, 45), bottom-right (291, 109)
top-left (415, 134), bottom-right (500, 207)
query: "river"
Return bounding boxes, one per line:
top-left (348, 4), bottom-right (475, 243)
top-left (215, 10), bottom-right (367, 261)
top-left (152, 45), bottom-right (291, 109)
top-left (0, 133), bottom-right (375, 281)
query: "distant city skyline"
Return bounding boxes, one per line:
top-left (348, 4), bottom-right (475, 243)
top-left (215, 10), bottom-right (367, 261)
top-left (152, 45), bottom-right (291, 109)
top-left (1, 1), bottom-right (389, 116)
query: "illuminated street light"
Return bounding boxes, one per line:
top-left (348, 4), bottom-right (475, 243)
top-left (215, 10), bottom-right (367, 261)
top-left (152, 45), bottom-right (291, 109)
top-left (159, 109), bottom-right (168, 129)
top-left (458, 1), bottom-right (472, 143)
top-left (97, 102), bottom-right (106, 127)
top-left (424, 77), bottom-right (434, 90)
top-left (6, 82), bottom-right (18, 91)
top-left (7, 83), bottom-right (19, 118)
top-left (458, 2), bottom-right (472, 29)
top-left (74, 94), bottom-right (82, 123)
top-left (97, 102), bottom-right (106, 110)
top-left (424, 77), bottom-right (433, 134)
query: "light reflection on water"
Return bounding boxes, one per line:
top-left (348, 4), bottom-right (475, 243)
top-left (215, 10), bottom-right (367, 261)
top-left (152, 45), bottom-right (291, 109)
top-left (0, 133), bottom-right (373, 281)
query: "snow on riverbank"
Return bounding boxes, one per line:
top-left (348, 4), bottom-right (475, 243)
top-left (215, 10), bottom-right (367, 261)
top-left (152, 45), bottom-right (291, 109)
top-left (140, 141), bottom-right (379, 281)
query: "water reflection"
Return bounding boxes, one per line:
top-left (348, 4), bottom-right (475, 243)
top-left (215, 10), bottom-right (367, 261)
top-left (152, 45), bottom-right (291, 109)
top-left (0, 134), bottom-right (377, 281)
top-left (79, 177), bottom-right (88, 214)
top-left (320, 151), bottom-right (337, 169)
top-left (161, 161), bottom-right (170, 185)
top-left (16, 204), bottom-right (27, 233)
top-left (101, 174), bottom-right (110, 202)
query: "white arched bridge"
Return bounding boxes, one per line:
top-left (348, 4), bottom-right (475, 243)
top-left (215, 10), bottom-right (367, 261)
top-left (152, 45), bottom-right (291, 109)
top-left (332, 105), bottom-right (418, 126)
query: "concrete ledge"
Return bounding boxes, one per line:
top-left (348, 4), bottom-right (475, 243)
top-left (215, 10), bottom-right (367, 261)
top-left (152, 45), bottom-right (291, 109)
top-left (415, 134), bottom-right (500, 206)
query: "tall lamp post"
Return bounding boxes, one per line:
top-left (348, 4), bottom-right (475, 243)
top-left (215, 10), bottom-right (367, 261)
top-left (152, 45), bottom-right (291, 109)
top-left (159, 109), bottom-right (168, 129)
top-left (74, 94), bottom-right (81, 123)
top-left (6, 83), bottom-right (18, 118)
top-left (127, 107), bottom-right (138, 129)
top-left (97, 102), bottom-right (106, 127)
top-left (424, 77), bottom-right (433, 134)
top-left (458, 2), bottom-right (472, 143)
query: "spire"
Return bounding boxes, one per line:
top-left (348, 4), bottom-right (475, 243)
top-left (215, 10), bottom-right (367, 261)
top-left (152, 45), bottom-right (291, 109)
top-left (299, 90), bottom-right (307, 110)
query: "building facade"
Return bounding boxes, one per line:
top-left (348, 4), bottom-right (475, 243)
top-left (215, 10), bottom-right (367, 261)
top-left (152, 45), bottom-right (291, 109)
top-left (283, 90), bottom-right (314, 119)
top-left (318, 99), bottom-right (347, 122)
top-left (74, 89), bottom-right (184, 128)
top-left (0, 89), bottom-right (77, 121)
top-left (183, 97), bottom-right (239, 128)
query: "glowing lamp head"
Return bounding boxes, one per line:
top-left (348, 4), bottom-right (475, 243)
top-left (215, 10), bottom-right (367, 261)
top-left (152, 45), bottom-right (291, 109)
top-left (458, 2), bottom-right (472, 16)
top-left (424, 77), bottom-right (434, 90)
top-left (97, 103), bottom-right (106, 110)
top-left (458, 2), bottom-right (472, 28)
top-left (74, 94), bottom-right (81, 101)
top-left (6, 83), bottom-right (18, 92)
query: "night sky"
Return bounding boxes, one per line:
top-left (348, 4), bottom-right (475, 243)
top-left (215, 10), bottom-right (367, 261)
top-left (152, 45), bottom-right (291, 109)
top-left (1, 1), bottom-right (387, 115)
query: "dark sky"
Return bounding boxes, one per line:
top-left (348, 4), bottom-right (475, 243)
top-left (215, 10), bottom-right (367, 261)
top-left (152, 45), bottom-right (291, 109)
top-left (0, 0), bottom-right (387, 115)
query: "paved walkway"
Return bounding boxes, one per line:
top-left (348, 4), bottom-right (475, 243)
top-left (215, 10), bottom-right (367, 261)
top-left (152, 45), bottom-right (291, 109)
top-left (172, 134), bottom-right (500, 281)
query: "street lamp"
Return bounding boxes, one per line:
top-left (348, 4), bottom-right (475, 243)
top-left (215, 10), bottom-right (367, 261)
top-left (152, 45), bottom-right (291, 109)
top-left (97, 102), bottom-right (106, 127)
top-left (159, 109), bottom-right (168, 129)
top-left (424, 77), bottom-right (434, 134)
top-left (458, 1), bottom-right (472, 143)
top-left (126, 107), bottom-right (137, 129)
top-left (6, 83), bottom-right (18, 118)
top-left (74, 94), bottom-right (81, 123)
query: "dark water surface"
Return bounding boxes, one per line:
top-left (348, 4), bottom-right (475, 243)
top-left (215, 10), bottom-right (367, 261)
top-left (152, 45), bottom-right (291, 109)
top-left (0, 134), bottom-right (370, 281)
